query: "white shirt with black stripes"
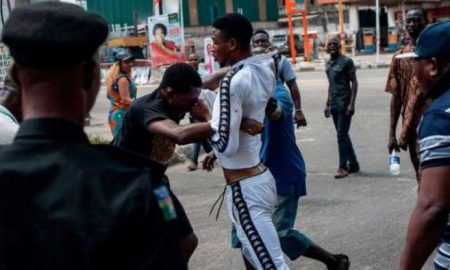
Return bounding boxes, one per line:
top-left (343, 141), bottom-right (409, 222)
top-left (209, 54), bottom-right (275, 169)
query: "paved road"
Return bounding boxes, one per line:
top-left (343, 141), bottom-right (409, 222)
top-left (166, 69), bottom-right (433, 270)
top-left (87, 68), bottom-right (433, 269)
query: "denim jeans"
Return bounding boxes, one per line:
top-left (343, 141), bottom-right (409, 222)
top-left (231, 189), bottom-right (311, 261)
top-left (191, 140), bottom-right (212, 165)
top-left (331, 108), bottom-right (359, 169)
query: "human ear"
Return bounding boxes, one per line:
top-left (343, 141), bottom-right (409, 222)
top-left (429, 58), bottom-right (439, 77)
top-left (228, 38), bottom-right (238, 52)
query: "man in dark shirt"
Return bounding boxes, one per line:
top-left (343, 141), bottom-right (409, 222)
top-left (113, 62), bottom-right (263, 264)
top-left (0, 2), bottom-right (186, 269)
top-left (325, 37), bottom-right (359, 179)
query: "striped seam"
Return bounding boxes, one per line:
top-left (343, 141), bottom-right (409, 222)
top-left (231, 182), bottom-right (276, 270)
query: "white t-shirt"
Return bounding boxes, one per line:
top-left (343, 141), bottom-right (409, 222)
top-left (0, 105), bottom-right (19, 145)
top-left (209, 54), bottom-right (275, 169)
top-left (199, 89), bottom-right (216, 112)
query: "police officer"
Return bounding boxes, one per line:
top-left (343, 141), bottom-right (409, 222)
top-left (0, 2), bottom-right (186, 269)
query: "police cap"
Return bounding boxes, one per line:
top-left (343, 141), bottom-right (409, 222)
top-left (2, 1), bottom-right (109, 69)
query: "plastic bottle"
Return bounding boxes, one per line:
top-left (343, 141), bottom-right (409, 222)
top-left (389, 150), bottom-right (401, 175)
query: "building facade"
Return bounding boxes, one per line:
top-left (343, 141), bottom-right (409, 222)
top-left (86, 0), bottom-right (281, 27)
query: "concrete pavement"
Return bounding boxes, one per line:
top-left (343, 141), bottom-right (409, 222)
top-left (85, 68), bottom-right (433, 269)
top-left (163, 69), bottom-right (434, 269)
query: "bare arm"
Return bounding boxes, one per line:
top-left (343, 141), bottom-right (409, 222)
top-left (386, 57), bottom-right (401, 153)
top-left (286, 79), bottom-right (307, 127)
top-left (146, 99), bottom-right (263, 146)
top-left (346, 71), bottom-right (358, 116)
top-left (147, 119), bottom-right (214, 145)
top-left (388, 94), bottom-right (402, 152)
top-left (285, 79), bottom-right (301, 110)
top-left (118, 77), bottom-right (133, 107)
top-left (324, 83), bottom-right (331, 118)
top-left (398, 166), bottom-right (450, 270)
top-left (202, 67), bottom-right (231, 90)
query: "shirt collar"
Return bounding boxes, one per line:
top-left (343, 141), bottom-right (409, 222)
top-left (232, 53), bottom-right (275, 68)
top-left (15, 118), bottom-right (89, 143)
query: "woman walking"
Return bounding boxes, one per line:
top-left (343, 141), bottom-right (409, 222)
top-left (107, 51), bottom-right (137, 137)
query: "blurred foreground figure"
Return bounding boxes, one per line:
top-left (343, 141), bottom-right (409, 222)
top-left (0, 2), bottom-right (186, 269)
top-left (397, 21), bottom-right (450, 270)
top-left (0, 74), bottom-right (21, 145)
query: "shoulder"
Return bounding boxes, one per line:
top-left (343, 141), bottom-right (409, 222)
top-left (419, 93), bottom-right (450, 140)
top-left (133, 91), bottom-right (163, 111)
top-left (229, 65), bottom-right (251, 92)
top-left (342, 55), bottom-right (354, 65)
top-left (418, 107), bottom-right (450, 168)
top-left (280, 56), bottom-right (292, 68)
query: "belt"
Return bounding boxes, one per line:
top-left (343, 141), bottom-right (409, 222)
top-left (209, 164), bottom-right (267, 220)
top-left (224, 164), bottom-right (267, 185)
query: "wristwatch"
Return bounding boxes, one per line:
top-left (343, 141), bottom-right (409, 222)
top-left (295, 108), bottom-right (303, 113)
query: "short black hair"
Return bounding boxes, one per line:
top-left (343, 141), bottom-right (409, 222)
top-left (253, 29), bottom-right (270, 38)
top-left (153, 23), bottom-right (167, 36)
top-left (212, 13), bottom-right (253, 50)
top-left (159, 63), bottom-right (202, 93)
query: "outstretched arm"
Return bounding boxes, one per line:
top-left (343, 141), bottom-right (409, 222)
top-left (286, 79), bottom-right (306, 127)
top-left (202, 67), bottom-right (231, 90)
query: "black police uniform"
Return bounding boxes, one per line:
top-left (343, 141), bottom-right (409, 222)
top-left (0, 119), bottom-right (187, 270)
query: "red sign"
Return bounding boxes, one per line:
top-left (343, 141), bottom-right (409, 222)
top-left (285, 0), bottom-right (298, 15)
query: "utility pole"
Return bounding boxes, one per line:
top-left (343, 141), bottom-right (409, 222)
top-left (375, 0), bottom-right (380, 64)
top-left (302, 0), bottom-right (311, 61)
top-left (285, 0), bottom-right (298, 64)
top-left (154, 0), bottom-right (161, 15)
top-left (338, 0), bottom-right (345, 55)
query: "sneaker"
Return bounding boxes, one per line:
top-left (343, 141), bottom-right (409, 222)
top-left (187, 161), bottom-right (198, 171)
top-left (334, 168), bottom-right (349, 179)
top-left (347, 164), bottom-right (360, 174)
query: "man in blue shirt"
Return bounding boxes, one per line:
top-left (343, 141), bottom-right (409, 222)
top-left (260, 80), bottom-right (350, 270)
top-left (229, 44), bottom-right (350, 269)
top-left (397, 21), bottom-right (450, 270)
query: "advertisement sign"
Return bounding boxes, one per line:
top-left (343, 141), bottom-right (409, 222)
top-left (148, 13), bottom-right (186, 67)
top-left (203, 37), bottom-right (218, 75)
top-left (0, 45), bottom-right (11, 85)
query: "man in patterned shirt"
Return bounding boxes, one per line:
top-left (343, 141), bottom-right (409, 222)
top-left (397, 21), bottom-right (450, 270)
top-left (385, 8), bottom-right (429, 179)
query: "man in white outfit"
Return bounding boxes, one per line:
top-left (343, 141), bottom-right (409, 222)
top-left (205, 13), bottom-right (289, 270)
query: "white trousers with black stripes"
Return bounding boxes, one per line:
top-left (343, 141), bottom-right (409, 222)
top-left (226, 170), bottom-right (289, 270)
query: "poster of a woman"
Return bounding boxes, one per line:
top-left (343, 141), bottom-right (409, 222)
top-left (148, 13), bottom-right (185, 67)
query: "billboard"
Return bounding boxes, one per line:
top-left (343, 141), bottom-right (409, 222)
top-left (0, 45), bottom-right (11, 85)
top-left (203, 37), bottom-right (218, 75)
top-left (148, 13), bottom-right (186, 67)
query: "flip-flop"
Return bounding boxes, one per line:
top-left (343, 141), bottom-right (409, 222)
top-left (333, 254), bottom-right (350, 270)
